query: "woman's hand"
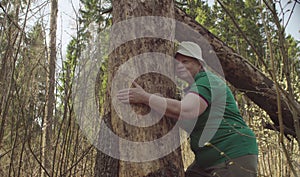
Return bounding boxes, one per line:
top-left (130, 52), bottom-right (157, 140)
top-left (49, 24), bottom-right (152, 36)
top-left (117, 82), bottom-right (207, 120)
top-left (117, 82), bottom-right (150, 104)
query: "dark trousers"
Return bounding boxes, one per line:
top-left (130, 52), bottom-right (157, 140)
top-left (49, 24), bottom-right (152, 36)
top-left (185, 155), bottom-right (258, 177)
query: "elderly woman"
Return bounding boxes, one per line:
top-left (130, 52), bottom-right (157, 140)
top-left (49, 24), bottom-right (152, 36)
top-left (117, 41), bottom-right (258, 177)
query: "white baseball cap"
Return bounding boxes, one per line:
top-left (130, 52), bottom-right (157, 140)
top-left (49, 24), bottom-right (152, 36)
top-left (176, 41), bottom-right (206, 65)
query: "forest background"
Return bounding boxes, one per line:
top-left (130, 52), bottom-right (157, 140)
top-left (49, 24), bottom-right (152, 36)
top-left (0, 0), bottom-right (299, 177)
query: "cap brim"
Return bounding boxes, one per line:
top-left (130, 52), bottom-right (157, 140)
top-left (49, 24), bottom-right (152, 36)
top-left (175, 50), bottom-right (206, 65)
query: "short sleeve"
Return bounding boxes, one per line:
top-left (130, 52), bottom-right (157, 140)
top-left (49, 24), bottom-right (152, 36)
top-left (188, 83), bottom-right (211, 105)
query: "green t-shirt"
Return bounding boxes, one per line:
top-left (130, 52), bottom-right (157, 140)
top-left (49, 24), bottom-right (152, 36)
top-left (180, 71), bottom-right (258, 168)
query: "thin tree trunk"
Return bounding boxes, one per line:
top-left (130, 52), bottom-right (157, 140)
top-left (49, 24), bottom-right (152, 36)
top-left (0, 1), bottom-right (20, 149)
top-left (42, 0), bottom-right (58, 176)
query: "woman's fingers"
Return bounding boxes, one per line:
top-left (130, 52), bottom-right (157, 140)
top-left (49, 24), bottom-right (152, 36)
top-left (118, 88), bottom-right (130, 94)
top-left (117, 89), bottom-right (129, 102)
top-left (117, 83), bottom-right (146, 104)
top-left (132, 81), bottom-right (142, 88)
top-left (117, 88), bottom-right (137, 104)
top-left (117, 94), bottom-right (130, 103)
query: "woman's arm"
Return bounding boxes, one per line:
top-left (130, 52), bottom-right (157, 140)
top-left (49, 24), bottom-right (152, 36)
top-left (117, 82), bottom-right (208, 120)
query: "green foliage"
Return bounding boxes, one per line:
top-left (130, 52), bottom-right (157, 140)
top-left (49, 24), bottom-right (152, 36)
top-left (57, 37), bottom-right (82, 119)
top-left (182, 0), bottom-right (299, 92)
top-left (286, 34), bottom-right (300, 100)
top-left (20, 22), bottom-right (47, 119)
top-left (191, 0), bottom-right (216, 29)
top-left (213, 0), bottom-right (264, 62)
top-left (59, 0), bottom-right (112, 115)
top-left (79, 0), bottom-right (112, 37)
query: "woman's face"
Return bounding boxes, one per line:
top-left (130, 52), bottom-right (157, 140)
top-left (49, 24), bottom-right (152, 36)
top-left (175, 54), bottom-right (202, 83)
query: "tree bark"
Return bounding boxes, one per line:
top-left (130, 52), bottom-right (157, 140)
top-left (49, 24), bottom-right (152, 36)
top-left (174, 7), bottom-right (300, 137)
top-left (94, 0), bottom-right (185, 177)
top-left (42, 0), bottom-right (58, 176)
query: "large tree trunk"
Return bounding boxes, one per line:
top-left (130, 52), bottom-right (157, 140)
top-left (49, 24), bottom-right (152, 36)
top-left (95, 1), bottom-right (185, 177)
top-left (174, 7), bottom-right (300, 137)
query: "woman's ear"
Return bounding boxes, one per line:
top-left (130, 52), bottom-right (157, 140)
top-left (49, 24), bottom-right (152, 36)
top-left (198, 63), bottom-right (204, 71)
